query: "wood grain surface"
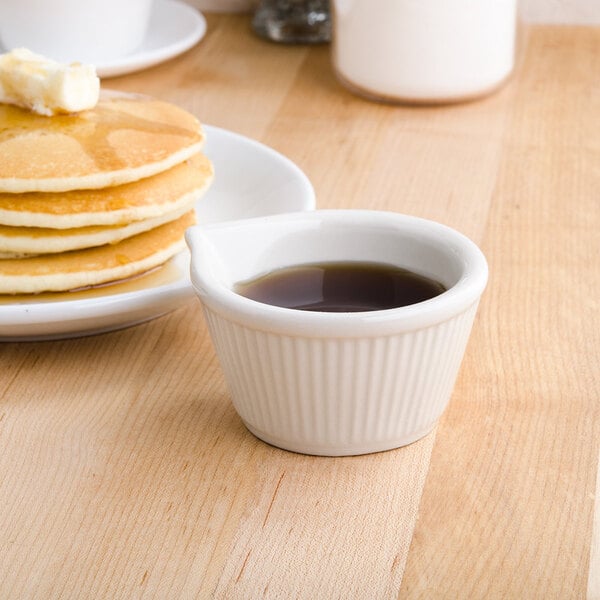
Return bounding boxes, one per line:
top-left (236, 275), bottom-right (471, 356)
top-left (1, 17), bottom-right (599, 599)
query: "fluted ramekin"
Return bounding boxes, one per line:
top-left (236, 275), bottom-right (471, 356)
top-left (186, 210), bottom-right (488, 456)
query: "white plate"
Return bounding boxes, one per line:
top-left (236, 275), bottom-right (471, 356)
top-left (96, 0), bottom-right (206, 78)
top-left (0, 126), bottom-right (316, 341)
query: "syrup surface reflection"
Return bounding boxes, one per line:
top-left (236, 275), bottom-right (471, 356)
top-left (235, 261), bottom-right (447, 313)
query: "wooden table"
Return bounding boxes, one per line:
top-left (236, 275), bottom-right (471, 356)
top-left (1, 16), bottom-right (599, 599)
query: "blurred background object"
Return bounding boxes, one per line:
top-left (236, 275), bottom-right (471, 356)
top-left (0, 0), bottom-right (154, 63)
top-left (185, 0), bottom-right (257, 12)
top-left (521, 0), bottom-right (600, 23)
top-left (252, 0), bottom-right (330, 43)
top-left (331, 0), bottom-right (517, 104)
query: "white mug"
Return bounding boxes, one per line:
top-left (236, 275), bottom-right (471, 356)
top-left (0, 0), bottom-right (154, 64)
top-left (332, 0), bottom-right (518, 104)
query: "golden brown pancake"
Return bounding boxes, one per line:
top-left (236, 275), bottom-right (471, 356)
top-left (0, 91), bottom-right (205, 193)
top-left (0, 203), bottom-right (196, 256)
top-left (0, 211), bottom-right (196, 294)
top-left (0, 153), bottom-right (213, 228)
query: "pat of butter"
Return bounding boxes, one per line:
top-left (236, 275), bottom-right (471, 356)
top-left (0, 48), bottom-right (100, 116)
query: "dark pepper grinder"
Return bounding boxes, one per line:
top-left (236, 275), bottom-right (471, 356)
top-left (252, 0), bottom-right (331, 44)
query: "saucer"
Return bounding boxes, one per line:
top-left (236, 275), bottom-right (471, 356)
top-left (96, 0), bottom-right (206, 78)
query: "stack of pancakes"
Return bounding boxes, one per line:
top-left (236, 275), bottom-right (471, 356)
top-left (0, 92), bottom-right (213, 294)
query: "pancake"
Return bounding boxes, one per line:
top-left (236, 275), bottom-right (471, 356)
top-left (0, 91), bottom-right (205, 193)
top-left (0, 203), bottom-right (197, 256)
top-left (0, 211), bottom-right (195, 294)
top-left (0, 251), bottom-right (27, 259)
top-left (0, 152), bottom-right (213, 228)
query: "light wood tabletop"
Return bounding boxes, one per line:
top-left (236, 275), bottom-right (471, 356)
top-left (1, 15), bottom-right (599, 599)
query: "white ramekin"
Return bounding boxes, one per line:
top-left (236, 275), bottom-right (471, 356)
top-left (186, 209), bottom-right (488, 456)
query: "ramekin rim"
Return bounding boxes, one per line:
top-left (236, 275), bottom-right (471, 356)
top-left (188, 209), bottom-right (488, 337)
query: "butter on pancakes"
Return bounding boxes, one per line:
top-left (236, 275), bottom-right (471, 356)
top-left (0, 91), bottom-right (212, 295)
